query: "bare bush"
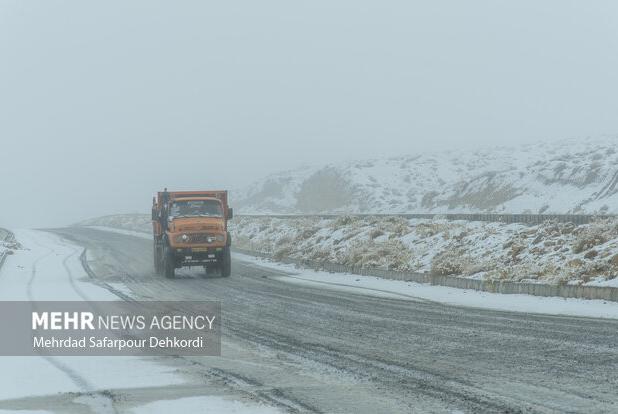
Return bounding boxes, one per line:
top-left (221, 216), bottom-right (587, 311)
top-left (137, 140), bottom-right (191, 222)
top-left (572, 219), bottom-right (618, 253)
top-left (431, 250), bottom-right (470, 276)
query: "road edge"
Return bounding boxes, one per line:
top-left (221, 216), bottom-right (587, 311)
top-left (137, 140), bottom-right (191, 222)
top-left (232, 247), bottom-right (618, 303)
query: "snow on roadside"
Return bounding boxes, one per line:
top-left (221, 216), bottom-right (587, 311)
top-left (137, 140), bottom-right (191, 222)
top-left (0, 230), bottom-right (184, 402)
top-left (130, 396), bottom-right (282, 414)
top-left (0, 410), bottom-right (51, 414)
top-left (0, 355), bottom-right (184, 402)
top-left (231, 216), bottom-right (618, 286)
top-left (234, 252), bottom-right (618, 320)
top-left (0, 230), bottom-right (119, 301)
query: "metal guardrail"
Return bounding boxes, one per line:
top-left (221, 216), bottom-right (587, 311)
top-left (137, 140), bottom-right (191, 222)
top-left (83, 212), bottom-right (612, 226)
top-left (233, 247), bottom-right (618, 302)
top-left (238, 213), bottom-right (615, 225)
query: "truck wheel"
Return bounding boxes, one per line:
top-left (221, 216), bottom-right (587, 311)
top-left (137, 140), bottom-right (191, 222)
top-left (153, 242), bottom-right (163, 274)
top-left (221, 247), bottom-right (231, 277)
top-left (164, 247), bottom-right (175, 279)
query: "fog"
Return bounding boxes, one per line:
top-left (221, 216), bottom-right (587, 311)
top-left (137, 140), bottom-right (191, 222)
top-left (1, 1), bottom-right (617, 227)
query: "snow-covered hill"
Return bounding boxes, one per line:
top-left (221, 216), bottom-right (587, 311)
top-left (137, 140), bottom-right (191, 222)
top-left (234, 136), bottom-right (618, 215)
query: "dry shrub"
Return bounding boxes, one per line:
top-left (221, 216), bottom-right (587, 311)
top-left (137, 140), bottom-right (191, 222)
top-left (299, 227), bottom-right (319, 239)
top-left (573, 234), bottom-right (607, 254)
top-left (333, 215), bottom-right (355, 227)
top-left (572, 219), bottom-right (618, 253)
top-left (309, 249), bottom-right (331, 261)
top-left (343, 239), bottom-right (411, 271)
top-left (431, 250), bottom-right (471, 276)
top-left (273, 246), bottom-right (294, 260)
top-left (415, 221), bottom-right (452, 238)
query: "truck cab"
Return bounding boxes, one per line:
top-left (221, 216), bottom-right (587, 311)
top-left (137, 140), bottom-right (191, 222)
top-left (152, 190), bottom-right (233, 278)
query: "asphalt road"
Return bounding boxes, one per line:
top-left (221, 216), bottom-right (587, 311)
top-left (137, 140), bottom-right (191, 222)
top-left (51, 227), bottom-right (618, 414)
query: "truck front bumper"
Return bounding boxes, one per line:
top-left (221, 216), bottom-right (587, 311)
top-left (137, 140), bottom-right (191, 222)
top-left (174, 247), bottom-right (226, 266)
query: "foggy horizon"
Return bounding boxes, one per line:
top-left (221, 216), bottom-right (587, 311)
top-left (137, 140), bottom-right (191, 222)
top-left (2, 1), bottom-right (618, 227)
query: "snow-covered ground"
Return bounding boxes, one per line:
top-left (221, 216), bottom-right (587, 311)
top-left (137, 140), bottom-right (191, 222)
top-left (234, 136), bottom-right (618, 215)
top-left (131, 396), bottom-right (285, 414)
top-left (0, 230), bottom-right (181, 404)
top-left (0, 229), bottom-right (282, 414)
top-left (231, 216), bottom-right (618, 287)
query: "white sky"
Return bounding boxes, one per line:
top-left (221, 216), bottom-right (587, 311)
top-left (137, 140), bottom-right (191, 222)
top-left (1, 1), bottom-right (618, 227)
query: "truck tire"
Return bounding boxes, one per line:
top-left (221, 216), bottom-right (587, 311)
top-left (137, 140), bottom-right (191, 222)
top-left (221, 247), bottom-right (231, 277)
top-left (153, 242), bottom-right (163, 274)
top-left (163, 246), bottom-right (175, 279)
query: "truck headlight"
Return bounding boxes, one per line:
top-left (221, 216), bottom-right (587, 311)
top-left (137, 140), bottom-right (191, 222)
top-left (176, 234), bottom-right (189, 243)
top-left (215, 234), bottom-right (225, 242)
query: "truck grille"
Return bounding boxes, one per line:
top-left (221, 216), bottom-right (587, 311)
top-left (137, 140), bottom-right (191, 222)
top-left (184, 233), bottom-right (215, 243)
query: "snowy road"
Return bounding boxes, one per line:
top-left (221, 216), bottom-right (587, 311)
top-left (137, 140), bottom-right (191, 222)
top-left (0, 230), bottom-right (281, 414)
top-left (21, 226), bottom-right (615, 414)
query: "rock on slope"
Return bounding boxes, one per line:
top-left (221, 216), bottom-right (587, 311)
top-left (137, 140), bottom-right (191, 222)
top-left (234, 136), bottom-right (618, 215)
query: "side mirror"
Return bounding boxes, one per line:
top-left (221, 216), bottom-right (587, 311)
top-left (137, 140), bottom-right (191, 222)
top-left (227, 208), bottom-right (234, 220)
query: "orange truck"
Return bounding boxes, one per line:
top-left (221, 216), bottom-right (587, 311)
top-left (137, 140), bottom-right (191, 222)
top-left (152, 189), bottom-right (233, 278)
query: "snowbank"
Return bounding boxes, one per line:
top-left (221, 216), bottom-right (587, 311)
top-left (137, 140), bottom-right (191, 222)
top-left (0, 230), bottom-right (185, 403)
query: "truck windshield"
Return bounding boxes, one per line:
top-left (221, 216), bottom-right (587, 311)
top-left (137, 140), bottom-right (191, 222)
top-left (170, 199), bottom-right (223, 218)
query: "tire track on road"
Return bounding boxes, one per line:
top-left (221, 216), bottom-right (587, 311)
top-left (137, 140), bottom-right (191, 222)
top-left (25, 232), bottom-right (119, 414)
top-left (86, 260), bottom-right (520, 413)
